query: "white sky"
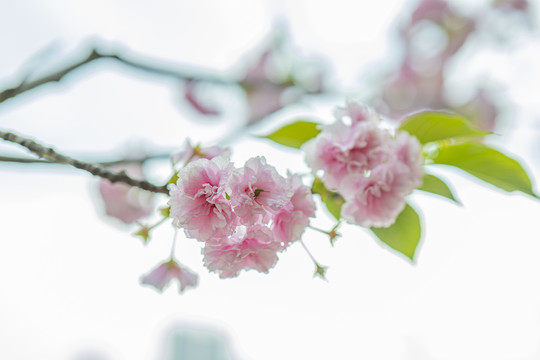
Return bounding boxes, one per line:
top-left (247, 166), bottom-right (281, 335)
top-left (2, 1), bottom-right (540, 360)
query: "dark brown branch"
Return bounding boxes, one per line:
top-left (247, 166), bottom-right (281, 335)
top-left (0, 130), bottom-right (169, 195)
top-left (0, 46), bottom-right (231, 104)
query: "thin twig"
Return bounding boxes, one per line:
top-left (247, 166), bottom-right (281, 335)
top-left (0, 46), bottom-right (231, 104)
top-left (0, 130), bottom-right (169, 194)
top-left (0, 153), bottom-right (170, 166)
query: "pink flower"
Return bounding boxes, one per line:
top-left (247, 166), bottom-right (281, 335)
top-left (272, 173), bottom-right (316, 248)
top-left (98, 164), bottom-right (154, 224)
top-left (340, 132), bottom-right (423, 228)
top-left (393, 131), bottom-right (424, 191)
top-left (333, 99), bottom-right (379, 124)
top-left (229, 156), bottom-right (292, 225)
top-left (168, 156), bottom-right (236, 241)
top-left (203, 224), bottom-right (280, 278)
top-left (184, 79), bottom-right (220, 116)
top-left (171, 139), bottom-right (230, 166)
top-left (340, 160), bottom-right (411, 228)
top-left (303, 119), bottom-right (392, 191)
top-left (140, 259), bottom-right (198, 293)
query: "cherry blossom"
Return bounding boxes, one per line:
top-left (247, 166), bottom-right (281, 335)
top-left (171, 139), bottom-right (230, 166)
top-left (140, 259), bottom-right (198, 293)
top-left (203, 224), bottom-right (281, 278)
top-left (229, 156), bottom-right (292, 225)
top-left (302, 117), bottom-right (392, 191)
top-left (169, 156), bottom-right (237, 241)
top-left (272, 173), bottom-right (316, 248)
top-left (98, 164), bottom-right (154, 224)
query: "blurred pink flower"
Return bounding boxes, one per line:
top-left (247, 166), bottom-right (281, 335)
top-left (203, 224), bottom-right (280, 278)
top-left (454, 90), bottom-right (498, 132)
top-left (98, 164), bottom-right (154, 224)
top-left (184, 79), bottom-right (220, 116)
top-left (141, 259), bottom-right (198, 293)
top-left (272, 173), bottom-right (316, 249)
top-left (229, 156), bottom-right (292, 225)
top-left (171, 139), bottom-right (230, 166)
top-left (169, 156), bottom-right (237, 241)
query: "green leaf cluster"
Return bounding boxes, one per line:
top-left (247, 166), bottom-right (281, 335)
top-left (401, 111), bottom-right (537, 198)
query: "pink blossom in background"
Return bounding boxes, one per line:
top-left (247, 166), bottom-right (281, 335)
top-left (141, 259), bottom-right (198, 293)
top-left (454, 90), bottom-right (499, 132)
top-left (302, 117), bottom-right (391, 191)
top-left (169, 156), bottom-right (236, 242)
top-left (203, 224), bottom-right (280, 278)
top-left (272, 173), bottom-right (316, 249)
top-left (171, 139), bottom-right (230, 166)
top-left (245, 83), bottom-right (289, 125)
top-left (229, 156), bottom-right (292, 225)
top-left (184, 79), bottom-right (220, 116)
top-left (98, 164), bottom-right (154, 224)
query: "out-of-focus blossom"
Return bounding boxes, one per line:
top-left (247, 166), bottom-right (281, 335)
top-left (372, 0), bottom-right (532, 133)
top-left (171, 139), bottom-right (230, 166)
top-left (379, 62), bottom-right (445, 119)
top-left (454, 89), bottom-right (499, 132)
top-left (272, 173), bottom-right (316, 249)
top-left (203, 224), bottom-right (280, 278)
top-left (98, 164), bottom-right (154, 224)
top-left (493, 0), bottom-right (529, 12)
top-left (184, 79), bottom-right (220, 116)
top-left (141, 259), bottom-right (198, 293)
top-left (229, 156), bottom-right (292, 225)
top-left (183, 31), bottom-right (325, 125)
top-left (169, 156), bottom-right (236, 242)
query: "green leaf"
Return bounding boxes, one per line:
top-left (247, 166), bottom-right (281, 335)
top-left (262, 120), bottom-right (321, 149)
top-left (311, 177), bottom-right (344, 220)
top-left (371, 204), bottom-right (421, 261)
top-left (399, 112), bottom-right (490, 144)
top-left (417, 173), bottom-right (460, 204)
top-left (432, 141), bottom-right (537, 197)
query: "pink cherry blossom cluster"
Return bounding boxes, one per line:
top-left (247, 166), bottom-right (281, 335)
top-left (303, 100), bottom-right (424, 228)
top-left (168, 155), bottom-right (316, 278)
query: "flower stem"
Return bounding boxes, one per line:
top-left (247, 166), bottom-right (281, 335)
top-left (170, 228), bottom-right (178, 260)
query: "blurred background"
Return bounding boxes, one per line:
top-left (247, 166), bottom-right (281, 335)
top-left (2, 0), bottom-right (540, 359)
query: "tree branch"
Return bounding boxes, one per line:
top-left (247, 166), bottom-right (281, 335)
top-left (0, 46), bottom-right (231, 104)
top-left (0, 130), bottom-right (169, 195)
top-left (0, 153), bottom-right (170, 166)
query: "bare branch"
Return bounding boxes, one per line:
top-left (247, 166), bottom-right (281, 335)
top-left (0, 130), bottom-right (169, 195)
top-left (0, 153), bottom-right (170, 166)
top-left (0, 46), bottom-right (231, 104)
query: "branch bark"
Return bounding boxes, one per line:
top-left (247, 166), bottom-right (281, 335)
top-left (0, 130), bottom-right (169, 194)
